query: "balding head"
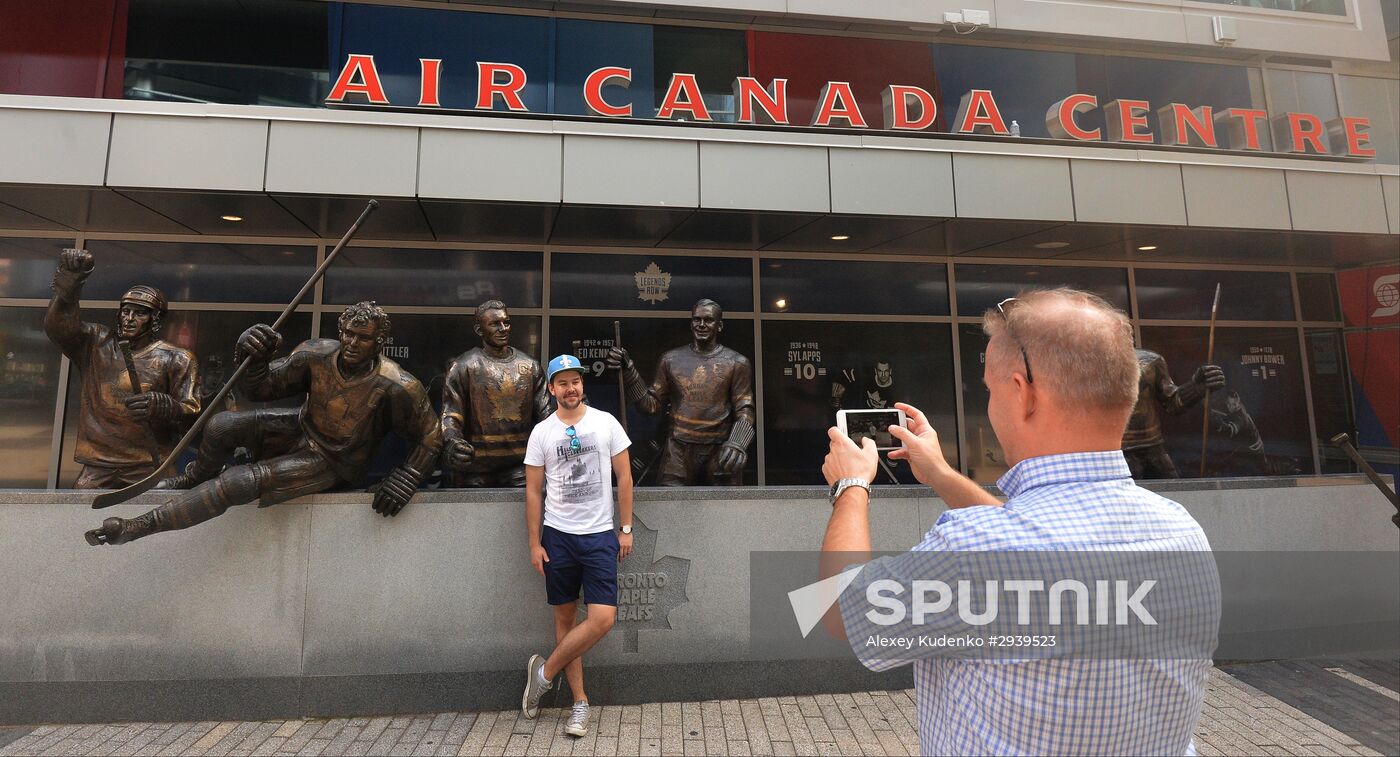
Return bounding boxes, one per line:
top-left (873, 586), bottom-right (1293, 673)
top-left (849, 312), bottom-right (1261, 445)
top-left (983, 288), bottom-right (1139, 424)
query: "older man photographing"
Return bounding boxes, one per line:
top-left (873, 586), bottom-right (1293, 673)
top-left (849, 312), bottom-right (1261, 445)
top-left (821, 288), bottom-right (1215, 756)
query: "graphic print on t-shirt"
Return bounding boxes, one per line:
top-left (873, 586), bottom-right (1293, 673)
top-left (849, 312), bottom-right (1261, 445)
top-left (558, 431), bottom-right (602, 504)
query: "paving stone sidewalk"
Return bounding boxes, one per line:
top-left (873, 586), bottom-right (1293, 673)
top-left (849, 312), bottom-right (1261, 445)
top-left (2, 667), bottom-right (1394, 757)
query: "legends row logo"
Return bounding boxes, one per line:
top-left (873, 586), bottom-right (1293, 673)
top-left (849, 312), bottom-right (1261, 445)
top-left (327, 55), bottom-right (1379, 157)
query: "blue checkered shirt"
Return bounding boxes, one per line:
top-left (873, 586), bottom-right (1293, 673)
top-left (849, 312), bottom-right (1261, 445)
top-left (840, 450), bottom-right (1214, 756)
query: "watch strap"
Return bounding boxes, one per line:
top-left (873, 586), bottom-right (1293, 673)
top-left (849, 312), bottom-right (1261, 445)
top-left (830, 477), bottom-right (871, 504)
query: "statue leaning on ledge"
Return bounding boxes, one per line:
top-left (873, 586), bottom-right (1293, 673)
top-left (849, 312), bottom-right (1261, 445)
top-left (1122, 348), bottom-right (1225, 479)
top-left (85, 301), bottom-right (442, 546)
top-left (45, 248), bottom-right (200, 489)
top-left (441, 300), bottom-right (548, 487)
top-left (606, 299), bottom-right (755, 486)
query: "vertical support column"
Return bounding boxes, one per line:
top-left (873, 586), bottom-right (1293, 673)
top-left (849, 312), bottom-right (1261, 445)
top-left (947, 260), bottom-right (969, 477)
top-left (751, 254), bottom-right (766, 487)
top-left (1292, 272), bottom-right (1323, 475)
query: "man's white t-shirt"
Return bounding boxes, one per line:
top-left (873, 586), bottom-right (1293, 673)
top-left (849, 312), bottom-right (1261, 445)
top-left (525, 406), bottom-right (631, 535)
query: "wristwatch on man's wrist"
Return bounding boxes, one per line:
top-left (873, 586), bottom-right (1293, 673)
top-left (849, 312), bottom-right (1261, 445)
top-left (829, 478), bottom-right (871, 505)
top-left (620, 524), bottom-right (633, 535)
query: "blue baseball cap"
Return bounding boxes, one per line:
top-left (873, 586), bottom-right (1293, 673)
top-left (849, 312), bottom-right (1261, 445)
top-left (547, 354), bottom-right (586, 382)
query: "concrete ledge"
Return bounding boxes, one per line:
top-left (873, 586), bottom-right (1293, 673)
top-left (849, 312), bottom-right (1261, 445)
top-left (1, 476), bottom-right (1396, 725)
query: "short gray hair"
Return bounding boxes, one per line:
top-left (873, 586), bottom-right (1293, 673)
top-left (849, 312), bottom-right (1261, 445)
top-left (982, 288), bottom-right (1138, 416)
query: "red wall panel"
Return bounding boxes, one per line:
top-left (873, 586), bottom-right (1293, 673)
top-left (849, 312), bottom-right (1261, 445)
top-left (0, 0), bottom-right (128, 98)
top-left (746, 31), bottom-right (939, 130)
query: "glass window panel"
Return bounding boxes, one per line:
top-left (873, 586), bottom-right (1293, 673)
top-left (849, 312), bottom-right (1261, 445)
top-left (79, 241), bottom-right (316, 303)
top-left (550, 253), bottom-right (753, 312)
top-left (1134, 268), bottom-right (1295, 321)
top-left (1296, 272), bottom-right (1341, 322)
top-left (1306, 329), bottom-right (1354, 473)
top-left (549, 315), bottom-right (757, 485)
top-left (1338, 75), bottom-right (1400, 165)
top-left (748, 32), bottom-right (937, 130)
top-left (761, 258), bottom-right (949, 315)
top-left (932, 45), bottom-right (1108, 139)
top-left (125, 0), bottom-right (329, 106)
top-left (1180, 0), bottom-right (1344, 15)
top-left (0, 307), bottom-right (62, 487)
top-left (318, 312), bottom-right (541, 485)
top-left (327, 4), bottom-right (551, 112)
top-left (1105, 56), bottom-right (1270, 148)
top-left (0, 237), bottom-right (75, 299)
top-left (1265, 69), bottom-right (1340, 153)
top-left (653, 26), bottom-right (748, 123)
top-left (324, 247), bottom-right (542, 308)
top-left (554, 19), bottom-right (656, 118)
top-left (58, 310), bottom-right (313, 487)
top-left (953, 264), bottom-right (1130, 318)
top-left (763, 320), bottom-right (957, 485)
top-left (1139, 326), bottom-right (1312, 477)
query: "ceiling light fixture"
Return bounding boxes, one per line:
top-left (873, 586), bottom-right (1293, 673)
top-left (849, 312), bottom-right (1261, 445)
top-left (221, 215), bottom-right (243, 222)
top-left (1137, 245), bottom-right (1158, 251)
top-left (830, 235), bottom-right (850, 241)
top-left (1033, 241), bottom-right (1070, 249)
top-left (774, 298), bottom-right (788, 310)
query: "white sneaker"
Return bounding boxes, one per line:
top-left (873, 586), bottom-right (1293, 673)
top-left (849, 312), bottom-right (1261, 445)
top-left (565, 700), bottom-right (590, 737)
top-left (522, 654), bottom-right (551, 719)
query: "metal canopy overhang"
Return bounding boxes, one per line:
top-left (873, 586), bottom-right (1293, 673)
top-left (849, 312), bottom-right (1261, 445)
top-left (0, 184), bottom-right (1394, 268)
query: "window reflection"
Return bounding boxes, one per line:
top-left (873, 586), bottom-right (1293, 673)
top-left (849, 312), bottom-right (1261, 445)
top-left (550, 253), bottom-right (753, 312)
top-left (1135, 269), bottom-right (1295, 321)
top-left (0, 308), bottom-right (61, 487)
top-left (124, 0), bottom-right (329, 106)
top-left (954, 264), bottom-right (1130, 317)
top-left (763, 320), bottom-right (957, 485)
top-left (81, 241), bottom-right (316, 304)
top-left (761, 258), bottom-right (949, 315)
top-left (324, 248), bottom-right (542, 308)
top-left (933, 45), bottom-right (1108, 139)
top-left (0, 238), bottom-right (74, 299)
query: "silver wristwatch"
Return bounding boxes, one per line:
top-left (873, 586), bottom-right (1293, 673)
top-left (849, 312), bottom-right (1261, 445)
top-left (620, 524), bottom-right (632, 535)
top-left (829, 477), bottom-right (871, 505)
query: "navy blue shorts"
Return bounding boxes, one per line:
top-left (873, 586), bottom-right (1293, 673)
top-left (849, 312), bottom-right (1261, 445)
top-left (541, 525), bottom-right (619, 606)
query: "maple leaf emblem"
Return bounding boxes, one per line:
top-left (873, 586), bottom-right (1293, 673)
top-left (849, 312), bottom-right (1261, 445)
top-left (615, 514), bottom-right (691, 652)
top-left (634, 262), bottom-right (672, 305)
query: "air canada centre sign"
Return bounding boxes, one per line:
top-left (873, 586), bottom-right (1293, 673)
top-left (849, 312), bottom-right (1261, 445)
top-left (327, 54), bottom-right (1378, 158)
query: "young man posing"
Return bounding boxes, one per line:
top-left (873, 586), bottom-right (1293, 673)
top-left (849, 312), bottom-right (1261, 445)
top-left (522, 355), bottom-right (633, 737)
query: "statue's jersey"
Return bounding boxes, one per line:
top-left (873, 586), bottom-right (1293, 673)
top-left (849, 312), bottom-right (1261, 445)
top-left (1123, 349), bottom-right (1196, 450)
top-left (648, 345), bottom-right (755, 444)
top-left (441, 347), bottom-right (548, 471)
top-left (244, 339), bottom-right (440, 482)
top-left (70, 323), bottom-right (199, 467)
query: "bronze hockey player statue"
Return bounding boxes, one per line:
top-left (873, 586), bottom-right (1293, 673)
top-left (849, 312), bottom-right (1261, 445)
top-left (440, 300), bottom-right (548, 487)
top-left (606, 299), bottom-right (755, 486)
top-left (45, 248), bottom-right (200, 489)
top-left (1122, 349), bottom-right (1225, 479)
top-left (84, 301), bottom-right (441, 546)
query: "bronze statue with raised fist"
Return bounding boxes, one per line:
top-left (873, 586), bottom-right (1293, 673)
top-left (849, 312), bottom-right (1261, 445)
top-left (1122, 349), bottom-right (1225, 479)
top-left (440, 300), bottom-right (548, 487)
top-left (85, 302), bottom-right (442, 546)
top-left (606, 299), bottom-right (755, 486)
top-left (45, 248), bottom-right (200, 489)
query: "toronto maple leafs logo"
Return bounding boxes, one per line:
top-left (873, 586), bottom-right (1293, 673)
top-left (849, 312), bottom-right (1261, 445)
top-left (634, 262), bottom-right (672, 305)
top-left (615, 514), bottom-right (690, 652)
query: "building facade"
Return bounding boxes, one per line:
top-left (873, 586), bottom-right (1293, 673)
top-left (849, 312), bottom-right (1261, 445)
top-left (1, 0), bottom-right (1397, 489)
